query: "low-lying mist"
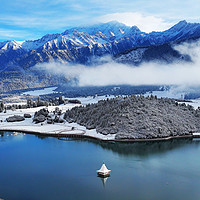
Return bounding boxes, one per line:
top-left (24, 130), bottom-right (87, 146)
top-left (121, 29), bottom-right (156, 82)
top-left (35, 40), bottom-right (200, 90)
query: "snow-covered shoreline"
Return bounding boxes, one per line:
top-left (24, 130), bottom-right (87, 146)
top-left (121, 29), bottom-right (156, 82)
top-left (0, 103), bottom-right (197, 142)
top-left (1, 94), bottom-right (200, 142)
top-left (0, 96), bottom-right (116, 141)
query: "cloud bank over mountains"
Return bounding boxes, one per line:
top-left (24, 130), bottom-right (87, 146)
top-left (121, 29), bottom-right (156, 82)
top-left (36, 40), bottom-right (200, 87)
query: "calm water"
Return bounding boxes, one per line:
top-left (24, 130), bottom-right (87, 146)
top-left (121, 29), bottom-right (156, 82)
top-left (0, 132), bottom-right (200, 200)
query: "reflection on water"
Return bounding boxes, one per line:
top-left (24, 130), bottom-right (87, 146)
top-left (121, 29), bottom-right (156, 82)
top-left (99, 176), bottom-right (109, 188)
top-left (83, 138), bottom-right (200, 157)
top-left (0, 132), bottom-right (4, 137)
top-left (0, 131), bottom-right (25, 142)
top-left (2, 131), bottom-right (198, 157)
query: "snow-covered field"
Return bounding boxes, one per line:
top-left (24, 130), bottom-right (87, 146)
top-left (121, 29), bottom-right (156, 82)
top-left (68, 95), bottom-right (115, 105)
top-left (0, 96), bottom-right (116, 141)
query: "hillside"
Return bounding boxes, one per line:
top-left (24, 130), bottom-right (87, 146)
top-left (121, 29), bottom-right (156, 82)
top-left (64, 95), bottom-right (200, 140)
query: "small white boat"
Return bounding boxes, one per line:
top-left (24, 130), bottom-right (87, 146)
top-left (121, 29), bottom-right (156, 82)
top-left (97, 161), bottom-right (111, 177)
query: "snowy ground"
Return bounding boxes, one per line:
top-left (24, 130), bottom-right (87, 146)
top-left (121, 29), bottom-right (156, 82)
top-left (0, 96), bottom-right (116, 141)
top-left (67, 95), bottom-right (115, 105)
top-left (186, 99), bottom-right (200, 109)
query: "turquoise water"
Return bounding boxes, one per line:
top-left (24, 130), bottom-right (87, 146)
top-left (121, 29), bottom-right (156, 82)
top-left (0, 132), bottom-right (200, 200)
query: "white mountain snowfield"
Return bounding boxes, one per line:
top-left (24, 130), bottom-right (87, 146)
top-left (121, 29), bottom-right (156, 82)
top-left (0, 22), bottom-right (129, 52)
top-left (0, 20), bottom-right (199, 53)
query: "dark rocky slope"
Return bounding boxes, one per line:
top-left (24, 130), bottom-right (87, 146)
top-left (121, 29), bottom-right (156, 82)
top-left (64, 95), bottom-right (200, 140)
top-left (114, 42), bottom-right (191, 65)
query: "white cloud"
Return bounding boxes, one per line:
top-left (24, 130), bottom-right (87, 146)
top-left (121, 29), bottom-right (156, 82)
top-left (0, 29), bottom-right (31, 40)
top-left (6, 12), bottom-right (171, 33)
top-left (37, 61), bottom-right (200, 87)
top-left (97, 12), bottom-right (173, 32)
top-left (36, 39), bottom-right (200, 87)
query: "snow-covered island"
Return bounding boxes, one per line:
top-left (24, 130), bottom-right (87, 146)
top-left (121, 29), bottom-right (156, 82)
top-left (1, 94), bottom-right (200, 141)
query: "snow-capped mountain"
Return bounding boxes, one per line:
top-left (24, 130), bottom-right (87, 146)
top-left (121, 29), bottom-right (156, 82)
top-left (0, 20), bottom-right (200, 92)
top-left (0, 20), bottom-right (200, 69)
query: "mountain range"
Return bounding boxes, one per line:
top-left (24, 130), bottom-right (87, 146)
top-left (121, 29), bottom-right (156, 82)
top-left (0, 20), bottom-right (200, 92)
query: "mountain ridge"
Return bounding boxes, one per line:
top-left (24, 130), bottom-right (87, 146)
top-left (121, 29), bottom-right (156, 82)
top-left (0, 20), bottom-right (200, 69)
top-left (0, 20), bottom-right (200, 92)
top-left (1, 20), bottom-right (200, 53)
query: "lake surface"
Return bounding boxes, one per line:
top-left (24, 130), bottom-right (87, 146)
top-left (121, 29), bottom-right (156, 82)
top-left (0, 132), bottom-right (200, 200)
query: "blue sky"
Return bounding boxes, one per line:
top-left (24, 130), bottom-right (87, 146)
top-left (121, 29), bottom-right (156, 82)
top-left (0, 0), bottom-right (200, 41)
